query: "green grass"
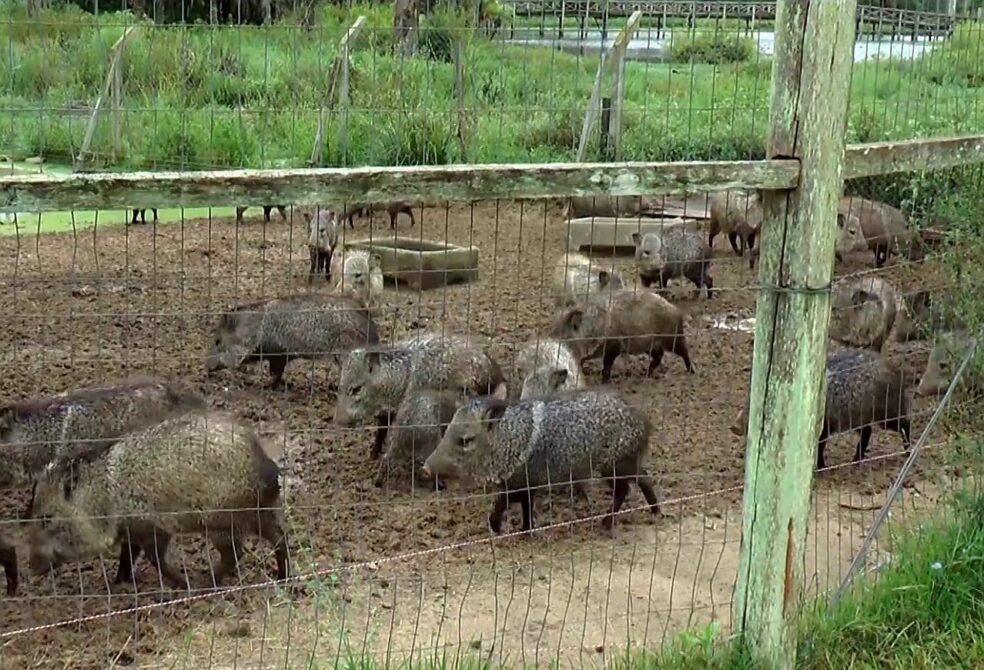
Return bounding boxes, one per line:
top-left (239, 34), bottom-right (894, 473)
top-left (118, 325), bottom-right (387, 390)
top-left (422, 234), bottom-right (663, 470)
top-left (1, 4), bottom-right (983, 175)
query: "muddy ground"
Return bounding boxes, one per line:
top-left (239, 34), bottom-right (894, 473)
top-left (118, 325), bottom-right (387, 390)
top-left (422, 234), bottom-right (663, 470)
top-left (0, 201), bottom-right (959, 667)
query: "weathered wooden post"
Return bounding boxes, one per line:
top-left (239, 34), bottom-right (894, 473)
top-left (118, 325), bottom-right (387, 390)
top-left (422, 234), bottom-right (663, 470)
top-left (733, 2), bottom-right (858, 669)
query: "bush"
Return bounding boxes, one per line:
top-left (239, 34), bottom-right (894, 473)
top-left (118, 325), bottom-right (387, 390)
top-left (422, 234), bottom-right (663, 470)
top-left (670, 32), bottom-right (755, 64)
top-left (921, 21), bottom-right (984, 87)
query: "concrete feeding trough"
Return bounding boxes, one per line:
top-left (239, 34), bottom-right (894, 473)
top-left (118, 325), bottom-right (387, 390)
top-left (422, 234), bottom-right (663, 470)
top-left (345, 237), bottom-right (479, 291)
top-left (565, 216), bottom-right (701, 255)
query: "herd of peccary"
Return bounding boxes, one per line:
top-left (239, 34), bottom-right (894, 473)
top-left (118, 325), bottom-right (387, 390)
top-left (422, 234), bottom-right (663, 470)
top-left (0, 193), bottom-right (971, 599)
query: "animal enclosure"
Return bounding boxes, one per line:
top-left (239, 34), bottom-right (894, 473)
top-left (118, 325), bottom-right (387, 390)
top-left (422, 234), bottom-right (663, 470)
top-left (1, 1), bottom-right (984, 668)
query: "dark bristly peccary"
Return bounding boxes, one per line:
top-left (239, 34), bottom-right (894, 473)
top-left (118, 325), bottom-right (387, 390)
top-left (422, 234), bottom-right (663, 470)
top-left (0, 378), bottom-right (206, 595)
top-left (205, 293), bottom-right (380, 388)
top-left (334, 333), bottom-right (504, 460)
top-left (421, 383), bottom-right (659, 534)
top-left (235, 205), bottom-right (288, 225)
top-left (551, 288), bottom-right (694, 383)
top-left (28, 411), bottom-right (289, 589)
top-left (731, 348), bottom-right (911, 469)
top-left (129, 208), bottom-right (158, 225)
top-left (631, 227), bottom-right (714, 299)
top-left (374, 389), bottom-right (460, 491)
top-left (305, 207), bottom-right (340, 285)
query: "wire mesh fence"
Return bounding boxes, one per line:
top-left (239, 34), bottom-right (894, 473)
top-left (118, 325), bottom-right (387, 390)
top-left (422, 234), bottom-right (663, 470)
top-left (1, 0), bottom-right (984, 668)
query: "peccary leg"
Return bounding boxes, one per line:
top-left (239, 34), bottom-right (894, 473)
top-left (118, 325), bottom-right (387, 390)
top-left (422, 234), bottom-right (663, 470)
top-left (897, 417), bottom-right (912, 450)
top-left (640, 275), bottom-right (654, 288)
top-left (816, 426), bottom-right (830, 470)
top-left (276, 205), bottom-right (288, 221)
top-left (209, 533), bottom-right (244, 586)
top-left (874, 245), bottom-right (888, 268)
top-left (746, 230), bottom-right (758, 252)
top-left (488, 491), bottom-right (509, 534)
top-left (601, 342), bottom-right (622, 383)
top-left (647, 347), bottom-right (664, 377)
top-left (144, 531), bottom-right (186, 589)
top-left (670, 336), bottom-right (694, 373)
top-left (0, 534), bottom-right (17, 596)
top-left (602, 477), bottom-right (631, 530)
top-left (114, 540), bottom-right (142, 584)
top-left (372, 413), bottom-right (390, 460)
top-left (263, 206), bottom-right (273, 223)
top-left (236, 206), bottom-right (248, 224)
top-left (727, 231), bottom-right (742, 257)
top-left (853, 426), bottom-right (874, 463)
top-left (389, 211), bottom-right (398, 229)
top-left (266, 355), bottom-right (289, 389)
top-left (308, 248), bottom-right (318, 285)
top-left (704, 273), bottom-right (714, 300)
top-left (518, 489), bottom-right (535, 532)
top-left (257, 514), bottom-right (291, 582)
top-left (407, 207), bottom-right (416, 228)
top-left (635, 471), bottom-right (661, 516)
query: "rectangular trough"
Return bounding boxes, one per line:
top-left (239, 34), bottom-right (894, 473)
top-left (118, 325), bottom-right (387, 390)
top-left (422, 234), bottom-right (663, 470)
top-left (345, 237), bottom-right (480, 291)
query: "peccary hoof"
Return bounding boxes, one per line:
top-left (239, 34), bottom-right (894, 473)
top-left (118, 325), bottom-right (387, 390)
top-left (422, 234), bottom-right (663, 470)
top-left (487, 516), bottom-right (503, 535)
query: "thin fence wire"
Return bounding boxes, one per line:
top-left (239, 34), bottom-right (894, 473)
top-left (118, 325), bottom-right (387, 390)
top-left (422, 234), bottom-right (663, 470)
top-left (1, 1), bottom-right (984, 668)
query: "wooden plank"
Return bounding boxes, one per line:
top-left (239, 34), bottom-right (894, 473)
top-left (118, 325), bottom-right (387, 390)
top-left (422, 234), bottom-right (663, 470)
top-left (608, 10), bottom-right (643, 161)
top-left (0, 160), bottom-right (800, 213)
top-left (733, 2), bottom-right (858, 669)
top-left (844, 135), bottom-right (984, 179)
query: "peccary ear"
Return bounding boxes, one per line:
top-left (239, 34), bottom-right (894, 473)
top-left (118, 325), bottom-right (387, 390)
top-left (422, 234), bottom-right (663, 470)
top-left (598, 270), bottom-right (611, 287)
top-left (852, 290), bottom-right (876, 307)
top-left (548, 368), bottom-right (569, 389)
top-left (483, 400), bottom-right (508, 426)
top-left (631, 232), bottom-right (642, 246)
top-left (565, 309), bottom-right (584, 332)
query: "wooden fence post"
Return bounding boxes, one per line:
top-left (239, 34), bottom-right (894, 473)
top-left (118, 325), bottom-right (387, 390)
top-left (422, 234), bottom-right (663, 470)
top-left (608, 9), bottom-right (640, 161)
top-left (733, 2), bottom-right (858, 669)
top-left (309, 15), bottom-right (367, 167)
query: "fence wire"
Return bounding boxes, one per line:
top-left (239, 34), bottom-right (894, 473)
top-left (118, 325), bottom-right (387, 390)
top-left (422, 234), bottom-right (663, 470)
top-left (1, 1), bottom-right (984, 669)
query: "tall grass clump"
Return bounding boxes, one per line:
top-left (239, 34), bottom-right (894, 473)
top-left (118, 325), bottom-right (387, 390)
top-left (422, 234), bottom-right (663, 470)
top-left (669, 31), bottom-right (756, 64)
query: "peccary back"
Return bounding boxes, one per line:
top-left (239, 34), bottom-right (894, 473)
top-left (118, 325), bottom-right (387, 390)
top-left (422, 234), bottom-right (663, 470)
top-left (838, 196), bottom-right (925, 268)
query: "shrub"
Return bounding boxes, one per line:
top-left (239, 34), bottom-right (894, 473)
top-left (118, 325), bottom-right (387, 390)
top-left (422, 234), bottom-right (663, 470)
top-left (670, 32), bottom-right (755, 64)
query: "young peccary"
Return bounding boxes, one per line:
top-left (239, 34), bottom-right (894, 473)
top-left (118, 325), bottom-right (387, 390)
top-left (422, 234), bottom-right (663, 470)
top-left (748, 210), bottom-right (867, 271)
top-left (28, 411), bottom-right (289, 589)
top-left (829, 276), bottom-right (899, 352)
top-left (730, 348), bottom-right (911, 469)
top-left (552, 288), bottom-right (694, 383)
top-left (631, 228), bottom-right (714, 299)
top-left (513, 337), bottom-right (584, 399)
top-left (205, 293), bottom-right (380, 388)
top-left (838, 197), bottom-right (925, 268)
top-left (373, 389), bottom-right (460, 490)
top-left (707, 190), bottom-right (763, 256)
top-left (129, 208), bottom-right (158, 225)
top-left (0, 379), bottom-right (206, 595)
top-left (236, 205), bottom-right (288, 225)
top-left (421, 384), bottom-right (659, 533)
top-left (334, 333), bottom-right (504, 459)
top-left (333, 248), bottom-right (384, 308)
top-left (306, 208), bottom-right (340, 285)
top-left (552, 252), bottom-right (624, 307)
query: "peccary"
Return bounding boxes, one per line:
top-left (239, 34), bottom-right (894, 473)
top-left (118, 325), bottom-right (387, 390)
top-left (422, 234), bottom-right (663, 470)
top-left (893, 290), bottom-right (957, 343)
top-left (374, 389), bottom-right (460, 490)
top-left (421, 384), bottom-right (659, 533)
top-left (205, 293), bottom-right (380, 388)
top-left (829, 276), bottom-right (899, 352)
top-left (748, 210), bottom-right (867, 271)
top-left (707, 190), bottom-right (763, 256)
top-left (513, 337), bottom-right (584, 400)
top-left (551, 288), bottom-right (694, 383)
top-left (730, 348), bottom-right (911, 469)
top-left (838, 197), bottom-right (925, 268)
top-left (915, 331), bottom-right (975, 397)
top-left (306, 208), bottom-right (340, 285)
top-left (631, 228), bottom-right (714, 299)
top-left (333, 248), bottom-right (384, 308)
top-left (334, 333), bottom-right (504, 459)
top-left (28, 411), bottom-right (289, 589)
top-left (0, 378), bottom-right (205, 595)
top-left (235, 205), bottom-right (288, 225)
top-left (552, 252), bottom-right (624, 307)
top-left (130, 208), bottom-right (158, 225)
